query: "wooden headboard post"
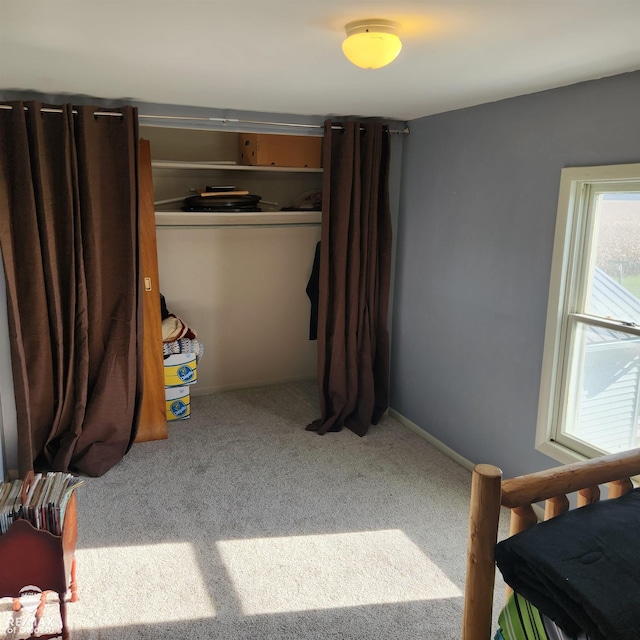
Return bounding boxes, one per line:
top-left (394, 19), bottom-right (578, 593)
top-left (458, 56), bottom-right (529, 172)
top-left (462, 463), bottom-right (502, 640)
top-left (462, 448), bottom-right (640, 640)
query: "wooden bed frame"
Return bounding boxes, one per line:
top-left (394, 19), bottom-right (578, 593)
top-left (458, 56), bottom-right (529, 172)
top-left (462, 448), bottom-right (640, 640)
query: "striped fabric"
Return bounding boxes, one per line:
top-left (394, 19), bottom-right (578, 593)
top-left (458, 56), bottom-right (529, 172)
top-left (495, 592), bottom-right (589, 640)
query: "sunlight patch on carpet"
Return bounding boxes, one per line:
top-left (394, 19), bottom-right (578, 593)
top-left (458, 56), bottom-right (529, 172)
top-left (216, 529), bottom-right (462, 615)
top-left (71, 543), bottom-right (216, 628)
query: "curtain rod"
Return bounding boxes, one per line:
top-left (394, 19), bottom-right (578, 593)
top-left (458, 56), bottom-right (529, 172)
top-left (0, 104), bottom-right (410, 135)
top-left (0, 104), bottom-right (125, 118)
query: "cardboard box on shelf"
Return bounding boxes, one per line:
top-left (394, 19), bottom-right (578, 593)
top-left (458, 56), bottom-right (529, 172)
top-left (166, 386), bottom-right (191, 421)
top-left (239, 133), bottom-right (322, 168)
top-left (164, 353), bottom-right (197, 387)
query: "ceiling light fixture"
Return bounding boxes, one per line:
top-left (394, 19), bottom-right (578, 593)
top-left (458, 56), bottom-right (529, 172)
top-left (342, 19), bottom-right (402, 70)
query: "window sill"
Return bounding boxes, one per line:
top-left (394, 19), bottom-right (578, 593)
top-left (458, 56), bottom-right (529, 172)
top-left (535, 439), bottom-right (590, 465)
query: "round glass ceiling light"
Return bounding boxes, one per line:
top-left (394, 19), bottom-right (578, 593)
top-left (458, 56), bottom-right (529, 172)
top-left (342, 19), bottom-right (402, 69)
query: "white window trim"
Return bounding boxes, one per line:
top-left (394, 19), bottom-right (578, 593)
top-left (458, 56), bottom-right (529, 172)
top-left (536, 162), bottom-right (640, 464)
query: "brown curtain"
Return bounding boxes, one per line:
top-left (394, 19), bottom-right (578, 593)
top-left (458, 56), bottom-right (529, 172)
top-left (307, 120), bottom-right (392, 436)
top-left (0, 101), bottom-right (142, 477)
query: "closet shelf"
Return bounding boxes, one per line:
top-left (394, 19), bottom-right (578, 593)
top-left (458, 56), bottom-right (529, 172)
top-left (155, 210), bottom-right (321, 227)
top-left (152, 160), bottom-right (322, 174)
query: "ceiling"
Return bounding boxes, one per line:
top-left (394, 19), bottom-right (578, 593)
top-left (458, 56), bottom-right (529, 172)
top-left (2, 1), bottom-right (640, 122)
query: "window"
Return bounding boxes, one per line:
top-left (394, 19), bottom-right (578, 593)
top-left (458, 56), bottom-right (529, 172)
top-left (537, 163), bottom-right (640, 463)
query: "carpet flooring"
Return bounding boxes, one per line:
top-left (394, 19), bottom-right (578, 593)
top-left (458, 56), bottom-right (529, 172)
top-left (1, 380), bottom-right (508, 639)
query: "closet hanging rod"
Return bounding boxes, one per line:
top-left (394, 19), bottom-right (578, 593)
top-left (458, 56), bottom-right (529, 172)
top-left (0, 104), bottom-right (409, 135)
top-left (139, 114), bottom-right (410, 135)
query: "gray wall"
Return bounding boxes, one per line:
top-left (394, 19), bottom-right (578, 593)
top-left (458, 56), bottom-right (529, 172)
top-left (391, 71), bottom-right (640, 479)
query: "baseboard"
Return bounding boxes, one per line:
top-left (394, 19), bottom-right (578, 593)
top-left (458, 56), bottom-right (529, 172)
top-left (388, 408), bottom-right (475, 472)
top-left (190, 376), bottom-right (316, 397)
top-left (389, 409), bottom-right (548, 521)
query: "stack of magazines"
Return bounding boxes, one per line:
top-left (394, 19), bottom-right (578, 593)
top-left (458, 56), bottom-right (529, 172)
top-left (0, 473), bottom-right (83, 536)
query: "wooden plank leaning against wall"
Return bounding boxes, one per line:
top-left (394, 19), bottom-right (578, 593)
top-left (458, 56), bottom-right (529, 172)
top-left (135, 139), bottom-right (168, 442)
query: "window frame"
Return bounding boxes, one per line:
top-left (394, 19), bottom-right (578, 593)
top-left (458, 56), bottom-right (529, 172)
top-left (536, 163), bottom-right (640, 463)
